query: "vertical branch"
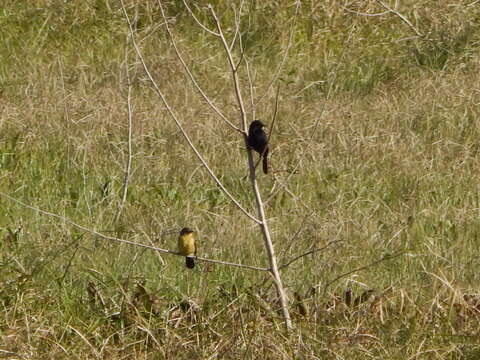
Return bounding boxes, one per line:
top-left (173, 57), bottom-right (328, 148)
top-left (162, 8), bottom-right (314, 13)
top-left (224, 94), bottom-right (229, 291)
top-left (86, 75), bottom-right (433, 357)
top-left (208, 5), bottom-right (248, 132)
top-left (209, 6), bottom-right (293, 331)
top-left (116, 46), bottom-right (134, 222)
top-left (229, 0), bottom-right (246, 50)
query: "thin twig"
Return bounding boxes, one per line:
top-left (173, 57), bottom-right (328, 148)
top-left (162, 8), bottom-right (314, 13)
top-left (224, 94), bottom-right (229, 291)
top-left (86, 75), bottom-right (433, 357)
top-left (229, 0), bottom-right (246, 51)
top-left (267, 170), bottom-right (314, 210)
top-left (233, 49), bottom-right (246, 73)
top-left (377, 0), bottom-right (422, 37)
top-left (59, 239), bottom-right (81, 284)
top-left (182, 0), bottom-right (220, 36)
top-left (264, 85), bottom-right (280, 156)
top-left (342, 6), bottom-right (390, 17)
top-left (0, 191), bottom-right (268, 272)
top-left (322, 252), bottom-right (405, 292)
top-left (196, 255), bottom-right (268, 271)
top-left (141, 228), bottom-right (166, 266)
top-left (116, 45), bottom-right (134, 222)
top-left (120, 0), bottom-right (259, 224)
top-left (270, 85), bottom-right (280, 136)
top-left (278, 210), bottom-right (316, 261)
top-left (254, 1), bottom-right (299, 108)
top-left (230, 2), bottom-right (247, 72)
top-left (68, 325), bottom-right (101, 359)
top-left (245, 55), bottom-right (255, 120)
top-left (265, 25), bottom-right (357, 204)
top-left (209, 5), bottom-right (248, 131)
top-left (278, 240), bottom-right (343, 270)
top-left (158, 0), bottom-right (241, 133)
top-left (240, 8), bottom-right (255, 120)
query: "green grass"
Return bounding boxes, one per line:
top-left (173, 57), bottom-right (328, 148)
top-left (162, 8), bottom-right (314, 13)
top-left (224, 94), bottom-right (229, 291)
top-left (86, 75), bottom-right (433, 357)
top-left (1, 0), bottom-right (480, 358)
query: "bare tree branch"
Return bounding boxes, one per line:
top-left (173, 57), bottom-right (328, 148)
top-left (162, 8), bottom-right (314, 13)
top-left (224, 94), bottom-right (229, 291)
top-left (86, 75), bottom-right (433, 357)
top-left (209, 5), bottom-right (248, 131)
top-left (229, 0), bottom-right (246, 51)
top-left (0, 191), bottom-right (268, 272)
top-left (182, 0), bottom-right (220, 36)
top-left (120, 0), bottom-right (260, 224)
top-left (209, 5), bottom-right (293, 331)
top-left (254, 1), bottom-right (299, 108)
top-left (157, 0), bottom-right (241, 133)
top-left (377, 0), bottom-right (422, 37)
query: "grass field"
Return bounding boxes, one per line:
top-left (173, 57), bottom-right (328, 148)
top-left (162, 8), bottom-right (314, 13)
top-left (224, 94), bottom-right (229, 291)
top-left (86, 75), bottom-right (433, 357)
top-left (1, 0), bottom-right (480, 358)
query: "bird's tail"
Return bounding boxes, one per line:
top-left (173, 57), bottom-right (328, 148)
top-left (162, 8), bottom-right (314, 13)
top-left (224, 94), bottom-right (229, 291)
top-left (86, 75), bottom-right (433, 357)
top-left (186, 256), bottom-right (195, 269)
top-left (262, 148), bottom-right (268, 174)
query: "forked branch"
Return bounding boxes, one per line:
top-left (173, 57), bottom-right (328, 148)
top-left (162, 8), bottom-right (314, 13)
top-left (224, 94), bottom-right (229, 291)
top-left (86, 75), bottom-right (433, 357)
top-left (208, 5), bottom-right (293, 331)
top-left (120, 0), bottom-right (259, 224)
top-left (157, 0), bottom-right (241, 133)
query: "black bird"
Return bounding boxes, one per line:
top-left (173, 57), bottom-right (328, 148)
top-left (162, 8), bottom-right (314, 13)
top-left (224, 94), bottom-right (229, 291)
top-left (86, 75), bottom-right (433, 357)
top-left (247, 120), bottom-right (269, 174)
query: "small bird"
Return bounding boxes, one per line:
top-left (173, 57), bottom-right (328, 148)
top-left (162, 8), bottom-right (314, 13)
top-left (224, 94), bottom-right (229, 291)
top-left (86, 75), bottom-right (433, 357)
top-left (247, 120), bottom-right (269, 174)
top-left (178, 227), bottom-right (196, 269)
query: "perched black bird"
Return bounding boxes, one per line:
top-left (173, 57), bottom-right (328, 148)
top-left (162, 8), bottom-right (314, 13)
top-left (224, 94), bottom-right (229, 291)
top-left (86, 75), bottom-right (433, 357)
top-left (247, 120), bottom-right (269, 174)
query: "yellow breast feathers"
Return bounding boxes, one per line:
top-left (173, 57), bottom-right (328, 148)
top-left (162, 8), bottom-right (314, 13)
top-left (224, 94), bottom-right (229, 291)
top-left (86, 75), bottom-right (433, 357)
top-left (178, 232), bottom-right (195, 256)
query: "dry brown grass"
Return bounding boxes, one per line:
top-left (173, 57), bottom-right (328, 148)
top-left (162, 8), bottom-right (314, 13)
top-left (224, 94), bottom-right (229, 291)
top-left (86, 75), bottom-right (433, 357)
top-left (1, 0), bottom-right (480, 358)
